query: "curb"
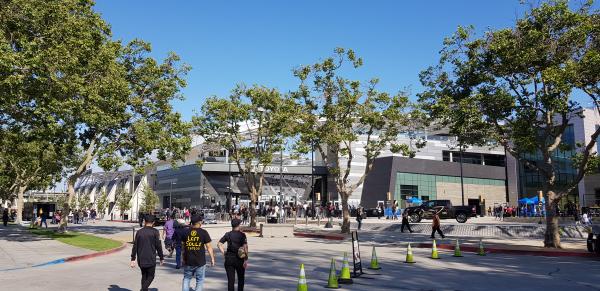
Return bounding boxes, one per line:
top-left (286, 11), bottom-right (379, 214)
top-left (64, 243), bottom-right (127, 262)
top-left (416, 243), bottom-right (598, 258)
top-left (0, 243), bottom-right (127, 272)
top-left (293, 232), bottom-right (346, 240)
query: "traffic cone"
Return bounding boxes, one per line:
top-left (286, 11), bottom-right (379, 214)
top-left (337, 252), bottom-right (353, 284)
top-left (325, 258), bottom-right (339, 289)
top-left (368, 246), bottom-right (381, 270)
top-left (404, 243), bottom-right (415, 263)
top-left (477, 239), bottom-right (486, 256)
top-left (431, 239), bottom-right (440, 259)
top-left (453, 239), bottom-right (463, 257)
top-left (297, 264), bottom-right (308, 291)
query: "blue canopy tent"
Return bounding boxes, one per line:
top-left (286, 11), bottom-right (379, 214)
top-left (530, 196), bottom-right (546, 204)
top-left (518, 198), bottom-right (533, 204)
top-left (406, 197), bottom-right (423, 204)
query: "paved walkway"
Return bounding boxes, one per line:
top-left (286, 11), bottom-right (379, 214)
top-left (0, 225), bottom-right (93, 270)
top-left (1, 223), bottom-right (599, 290)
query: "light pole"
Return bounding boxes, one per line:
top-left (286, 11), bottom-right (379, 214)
top-left (279, 146), bottom-right (284, 223)
top-left (169, 181), bottom-right (176, 209)
top-left (311, 139), bottom-right (315, 219)
top-left (448, 137), bottom-right (466, 206)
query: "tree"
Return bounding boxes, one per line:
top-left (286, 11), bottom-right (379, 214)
top-left (116, 187), bottom-right (132, 219)
top-left (418, 1), bottom-right (600, 248)
top-left (0, 0), bottom-right (193, 231)
top-left (0, 129), bottom-right (69, 223)
top-left (293, 48), bottom-right (421, 233)
top-left (140, 187), bottom-right (159, 214)
top-left (194, 85), bottom-right (301, 227)
top-left (95, 190), bottom-right (109, 218)
top-left (77, 193), bottom-right (91, 210)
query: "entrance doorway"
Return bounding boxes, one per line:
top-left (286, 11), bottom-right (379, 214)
top-left (468, 199), bottom-right (481, 215)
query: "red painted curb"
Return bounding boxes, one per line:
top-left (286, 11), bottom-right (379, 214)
top-left (417, 243), bottom-right (598, 258)
top-left (64, 243), bottom-right (127, 263)
top-left (293, 232), bottom-right (346, 240)
top-left (107, 220), bottom-right (138, 224)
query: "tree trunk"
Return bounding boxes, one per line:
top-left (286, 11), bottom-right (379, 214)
top-left (58, 177), bottom-right (77, 232)
top-left (543, 190), bottom-right (561, 248)
top-left (340, 192), bottom-right (350, 234)
top-left (249, 198), bottom-right (257, 228)
top-left (15, 186), bottom-right (26, 224)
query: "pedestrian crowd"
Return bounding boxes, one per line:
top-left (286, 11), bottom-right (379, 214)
top-left (132, 212), bottom-right (248, 291)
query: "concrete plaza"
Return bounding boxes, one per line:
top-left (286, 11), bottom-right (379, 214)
top-left (0, 219), bottom-right (599, 291)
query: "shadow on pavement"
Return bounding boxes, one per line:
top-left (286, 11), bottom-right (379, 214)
top-left (0, 226), bottom-right (51, 242)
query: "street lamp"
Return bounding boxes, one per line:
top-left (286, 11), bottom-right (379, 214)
top-left (448, 137), bottom-right (466, 206)
top-left (169, 181), bottom-right (176, 209)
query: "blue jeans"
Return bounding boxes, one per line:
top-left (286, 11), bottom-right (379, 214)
top-left (175, 245), bottom-right (182, 267)
top-left (182, 265), bottom-right (206, 291)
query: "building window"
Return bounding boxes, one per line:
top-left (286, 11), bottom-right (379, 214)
top-left (400, 185), bottom-right (418, 197)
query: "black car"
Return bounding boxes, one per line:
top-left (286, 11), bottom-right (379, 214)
top-left (404, 200), bottom-right (475, 223)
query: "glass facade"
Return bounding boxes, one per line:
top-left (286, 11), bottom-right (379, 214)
top-left (517, 124), bottom-right (578, 203)
top-left (394, 172), bottom-right (505, 203)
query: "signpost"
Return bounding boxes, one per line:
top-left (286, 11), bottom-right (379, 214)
top-left (351, 231), bottom-right (363, 278)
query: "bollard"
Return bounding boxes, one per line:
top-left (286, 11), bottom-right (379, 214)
top-left (132, 226), bottom-right (136, 243)
top-left (318, 216), bottom-right (320, 226)
top-left (305, 215), bottom-right (308, 226)
top-left (259, 223), bottom-right (264, 238)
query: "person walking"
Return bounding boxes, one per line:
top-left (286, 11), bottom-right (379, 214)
top-left (218, 218), bottom-right (248, 291)
top-left (163, 215), bottom-right (175, 258)
top-left (130, 215), bottom-right (164, 291)
top-left (40, 211), bottom-right (48, 228)
top-left (173, 218), bottom-right (187, 269)
top-left (401, 209), bottom-right (413, 233)
top-left (138, 211), bottom-right (145, 227)
top-left (2, 208), bottom-right (9, 227)
top-left (181, 214), bottom-right (215, 291)
top-left (430, 209), bottom-right (445, 239)
top-left (356, 207), bottom-right (364, 230)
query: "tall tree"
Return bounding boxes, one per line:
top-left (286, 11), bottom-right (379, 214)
top-left (0, 0), bottom-right (192, 231)
top-left (116, 187), bottom-right (132, 219)
top-left (293, 48), bottom-right (421, 233)
top-left (419, 1), bottom-right (600, 248)
top-left (0, 129), bottom-right (70, 223)
top-left (140, 187), bottom-right (159, 214)
top-left (194, 85), bottom-right (301, 228)
top-left (95, 190), bottom-right (109, 218)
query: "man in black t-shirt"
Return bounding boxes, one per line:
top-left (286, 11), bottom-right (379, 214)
top-left (181, 214), bottom-right (215, 291)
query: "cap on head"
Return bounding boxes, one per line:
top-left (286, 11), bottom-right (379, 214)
top-left (191, 214), bottom-right (203, 224)
top-left (231, 218), bottom-right (242, 228)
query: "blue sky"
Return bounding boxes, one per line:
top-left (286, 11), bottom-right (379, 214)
top-left (94, 0), bottom-right (536, 121)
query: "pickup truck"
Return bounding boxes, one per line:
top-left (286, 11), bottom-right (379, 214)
top-left (404, 200), bottom-right (475, 223)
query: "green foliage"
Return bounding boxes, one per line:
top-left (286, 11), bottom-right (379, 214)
top-left (56, 194), bottom-right (72, 211)
top-left (1, 0), bottom-right (192, 228)
top-left (95, 191), bottom-right (109, 215)
top-left (77, 193), bottom-right (91, 209)
top-left (140, 187), bottom-right (159, 213)
top-left (116, 187), bottom-right (132, 215)
top-left (419, 0), bottom-right (599, 247)
top-left (194, 84), bottom-right (302, 227)
top-left (293, 48), bottom-right (422, 233)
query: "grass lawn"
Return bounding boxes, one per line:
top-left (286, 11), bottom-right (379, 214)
top-left (30, 229), bottom-right (122, 251)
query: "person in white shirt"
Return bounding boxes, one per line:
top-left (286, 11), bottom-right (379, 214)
top-left (582, 212), bottom-right (591, 225)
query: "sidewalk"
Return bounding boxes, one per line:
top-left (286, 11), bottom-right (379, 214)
top-left (294, 224), bottom-right (590, 255)
top-left (0, 226), bottom-right (93, 270)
